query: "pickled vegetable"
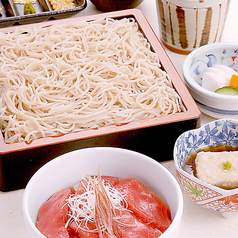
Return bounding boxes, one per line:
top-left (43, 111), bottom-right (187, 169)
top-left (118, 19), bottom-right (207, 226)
top-left (229, 74), bottom-right (238, 88)
top-left (24, 1), bottom-right (36, 14)
top-left (215, 86), bottom-right (238, 95)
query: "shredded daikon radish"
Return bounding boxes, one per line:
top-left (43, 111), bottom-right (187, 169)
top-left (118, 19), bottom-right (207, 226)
top-left (66, 173), bottom-right (132, 236)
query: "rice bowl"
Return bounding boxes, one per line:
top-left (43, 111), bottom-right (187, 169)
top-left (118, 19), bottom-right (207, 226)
top-left (23, 147), bottom-right (184, 237)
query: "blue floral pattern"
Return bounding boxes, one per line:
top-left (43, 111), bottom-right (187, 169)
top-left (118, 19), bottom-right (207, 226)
top-left (174, 119), bottom-right (238, 169)
top-left (189, 47), bottom-right (238, 86)
top-left (174, 119), bottom-right (238, 214)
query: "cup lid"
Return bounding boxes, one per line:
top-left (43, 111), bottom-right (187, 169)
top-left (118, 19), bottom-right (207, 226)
top-left (165, 0), bottom-right (228, 8)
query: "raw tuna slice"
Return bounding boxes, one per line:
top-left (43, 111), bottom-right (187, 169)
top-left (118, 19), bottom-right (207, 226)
top-left (68, 220), bottom-right (100, 238)
top-left (114, 178), bottom-right (172, 233)
top-left (37, 176), bottom-right (171, 238)
top-left (37, 187), bottom-right (75, 238)
top-left (68, 209), bottom-right (162, 238)
top-left (114, 209), bottom-right (163, 238)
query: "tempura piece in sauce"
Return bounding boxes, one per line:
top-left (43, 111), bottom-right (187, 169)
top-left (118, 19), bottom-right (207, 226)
top-left (196, 151), bottom-right (238, 189)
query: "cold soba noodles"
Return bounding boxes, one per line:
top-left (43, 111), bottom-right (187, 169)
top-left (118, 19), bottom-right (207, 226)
top-left (0, 17), bottom-right (184, 144)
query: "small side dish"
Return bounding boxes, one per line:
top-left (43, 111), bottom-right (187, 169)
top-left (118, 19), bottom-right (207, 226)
top-left (36, 174), bottom-right (172, 237)
top-left (174, 118), bottom-right (238, 215)
top-left (183, 42), bottom-right (238, 118)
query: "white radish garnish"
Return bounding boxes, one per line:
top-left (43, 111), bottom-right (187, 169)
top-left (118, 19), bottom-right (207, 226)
top-left (202, 71), bottom-right (226, 91)
top-left (65, 171), bottom-right (132, 237)
top-left (201, 64), bottom-right (237, 92)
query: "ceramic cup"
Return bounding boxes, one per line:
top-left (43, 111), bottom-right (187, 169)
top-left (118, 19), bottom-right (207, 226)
top-left (156, 0), bottom-right (231, 54)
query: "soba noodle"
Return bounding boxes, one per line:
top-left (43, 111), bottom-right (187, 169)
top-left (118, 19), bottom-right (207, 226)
top-left (0, 17), bottom-right (184, 144)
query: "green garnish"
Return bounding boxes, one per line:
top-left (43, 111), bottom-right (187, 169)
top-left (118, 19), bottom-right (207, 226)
top-left (215, 86), bottom-right (238, 95)
top-left (24, 1), bottom-right (36, 15)
top-left (222, 161), bottom-right (232, 170)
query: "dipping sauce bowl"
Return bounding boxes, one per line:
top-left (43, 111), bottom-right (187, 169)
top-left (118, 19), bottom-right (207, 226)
top-left (174, 118), bottom-right (238, 217)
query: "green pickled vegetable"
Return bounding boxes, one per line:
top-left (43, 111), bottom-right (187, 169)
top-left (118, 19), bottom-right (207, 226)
top-left (215, 86), bottom-right (238, 95)
top-left (24, 1), bottom-right (36, 15)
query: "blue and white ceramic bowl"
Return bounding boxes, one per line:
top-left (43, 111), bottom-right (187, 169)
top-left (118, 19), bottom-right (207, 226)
top-left (174, 119), bottom-right (238, 217)
top-left (183, 43), bottom-right (238, 119)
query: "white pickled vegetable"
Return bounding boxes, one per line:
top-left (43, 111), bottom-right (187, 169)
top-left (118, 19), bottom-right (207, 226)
top-left (201, 64), bottom-right (237, 92)
top-left (202, 71), bottom-right (227, 91)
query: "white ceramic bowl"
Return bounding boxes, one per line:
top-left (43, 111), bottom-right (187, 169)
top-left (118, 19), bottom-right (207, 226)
top-left (23, 147), bottom-right (183, 238)
top-left (183, 43), bottom-right (238, 119)
top-left (174, 118), bottom-right (238, 217)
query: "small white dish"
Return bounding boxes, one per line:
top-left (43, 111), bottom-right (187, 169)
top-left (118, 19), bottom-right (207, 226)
top-left (183, 42), bottom-right (238, 119)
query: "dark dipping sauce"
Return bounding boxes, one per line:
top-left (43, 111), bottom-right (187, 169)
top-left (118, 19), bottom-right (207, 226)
top-left (183, 145), bottom-right (238, 178)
